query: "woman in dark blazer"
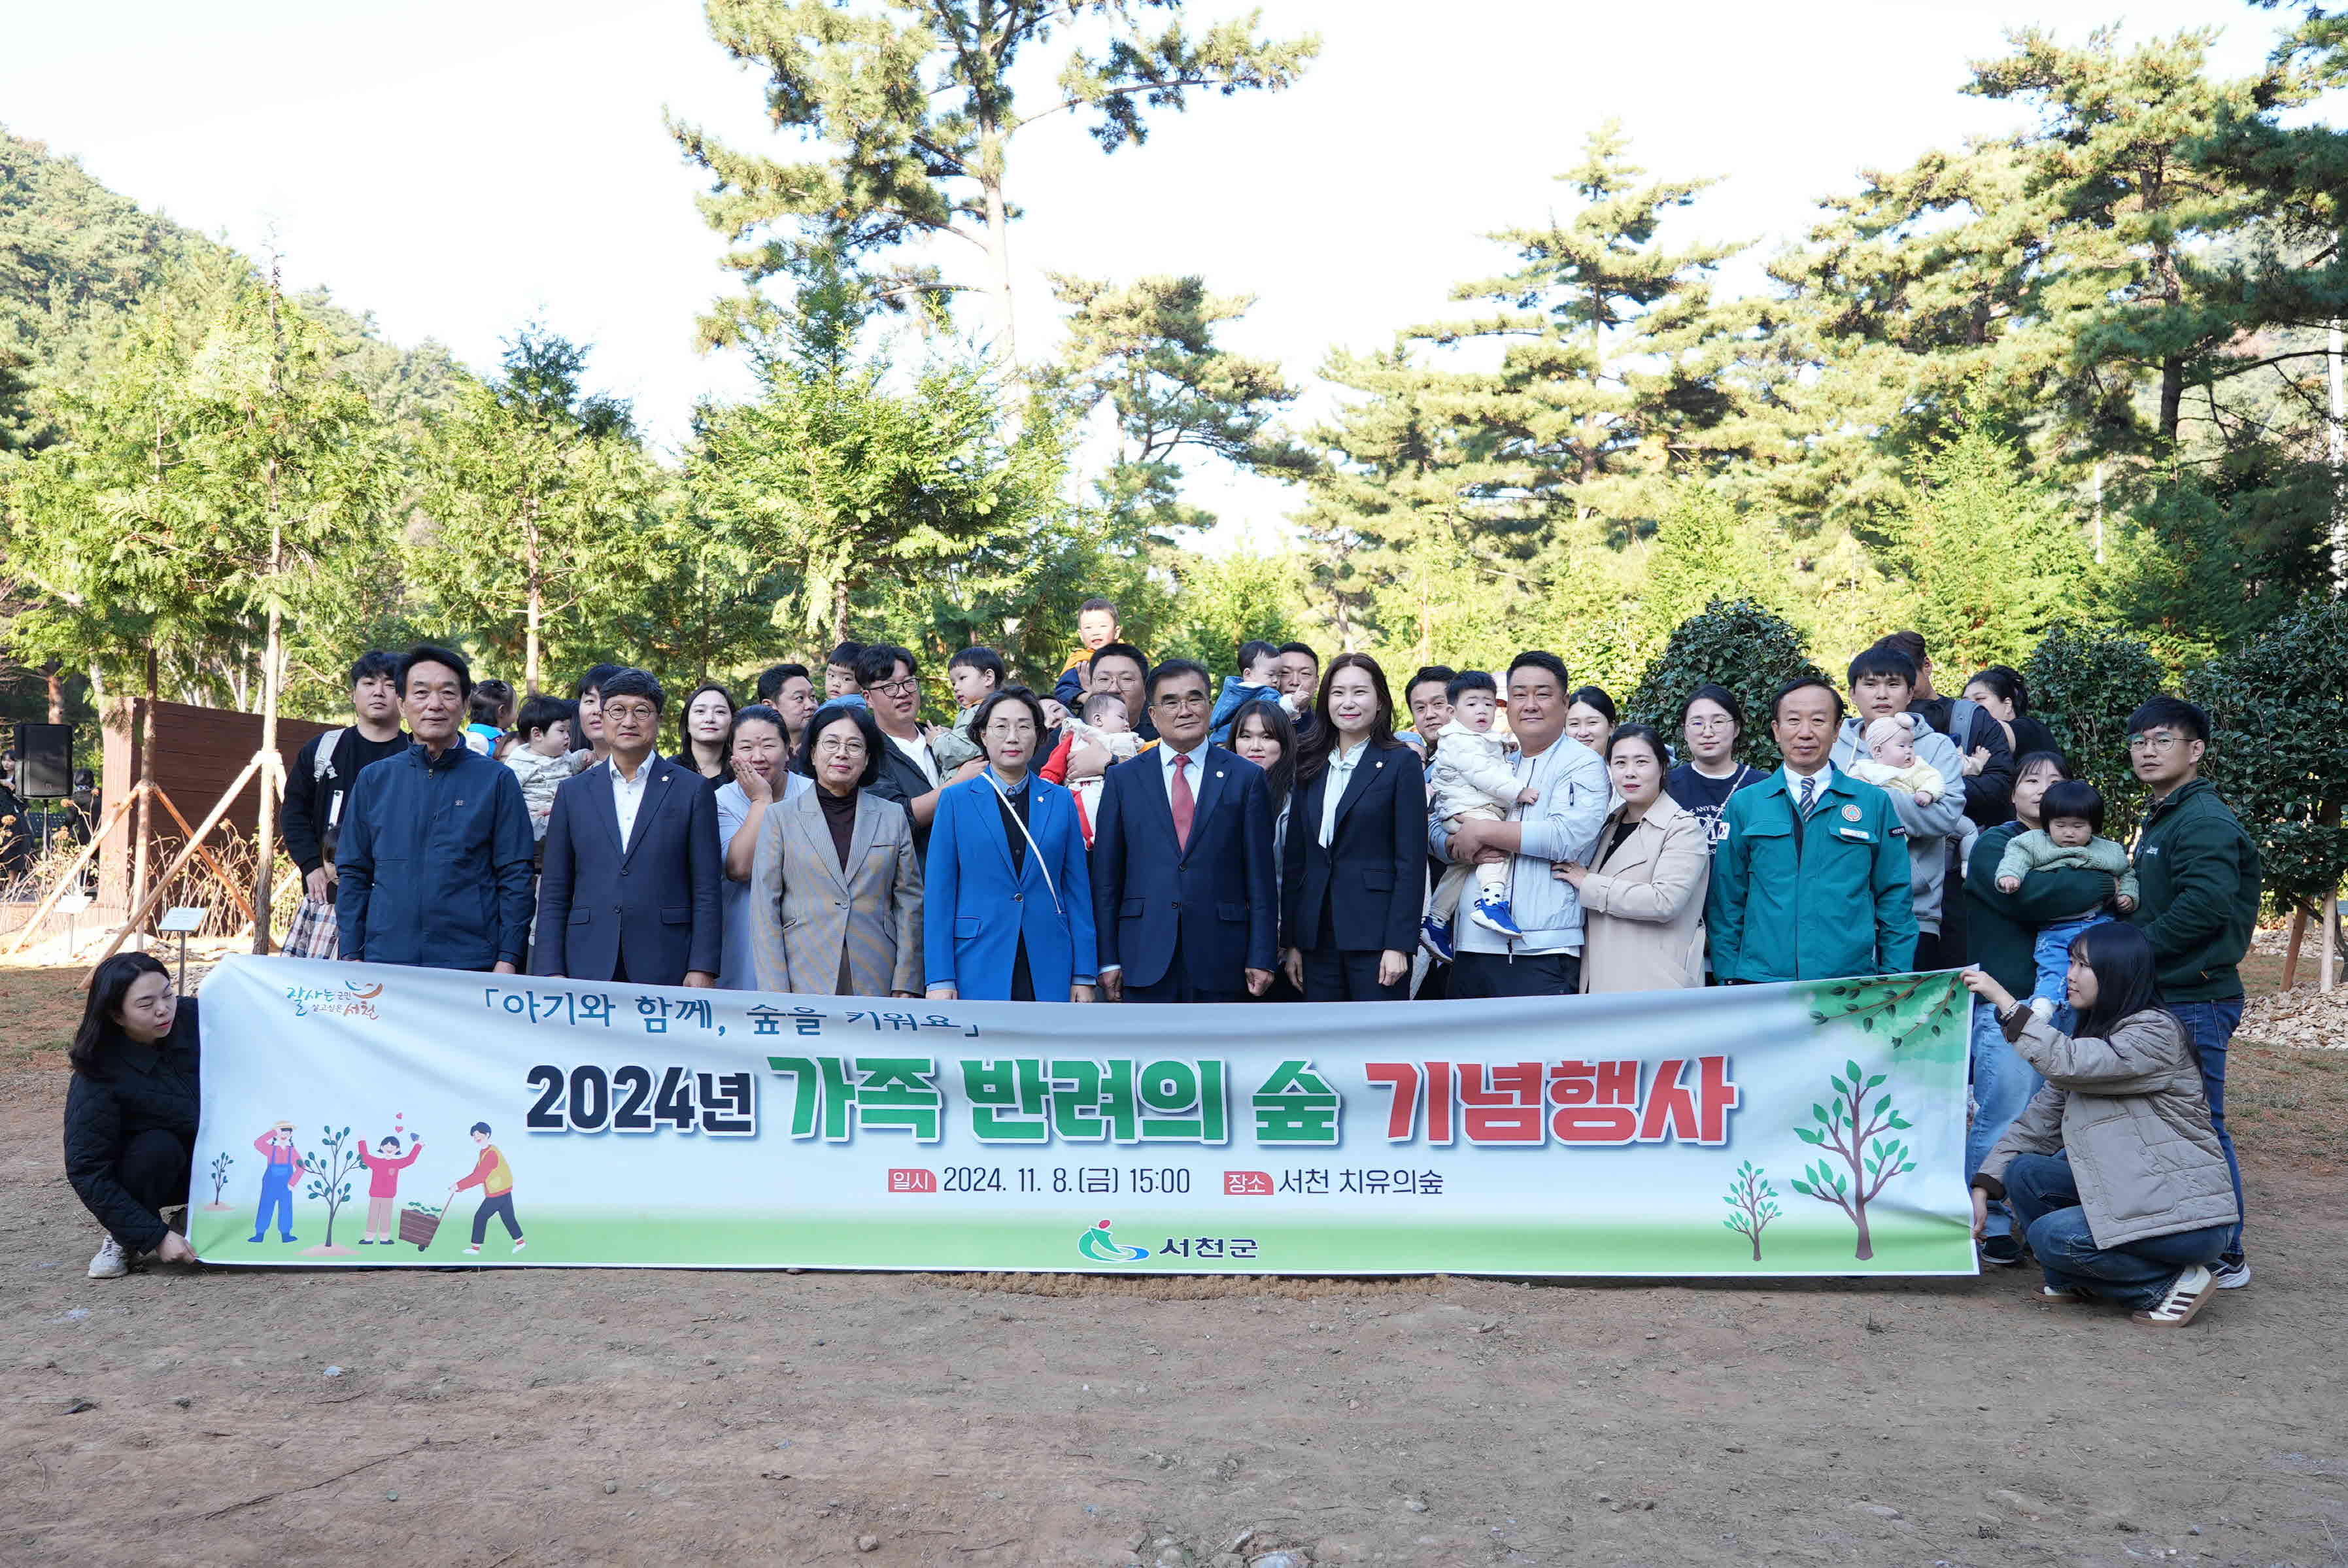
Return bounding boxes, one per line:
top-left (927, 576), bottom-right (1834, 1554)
top-left (923, 688), bottom-right (1098, 1003)
top-left (64, 952), bottom-right (200, 1278)
top-left (1280, 653), bottom-right (1429, 1000)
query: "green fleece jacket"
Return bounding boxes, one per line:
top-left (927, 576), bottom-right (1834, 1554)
top-left (1964, 823), bottom-right (2124, 998)
top-left (2128, 779), bottom-right (2260, 1002)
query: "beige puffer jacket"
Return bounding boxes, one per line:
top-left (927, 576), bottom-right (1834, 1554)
top-left (1979, 1009), bottom-right (2237, 1248)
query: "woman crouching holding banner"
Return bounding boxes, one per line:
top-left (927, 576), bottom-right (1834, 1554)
top-left (64, 953), bottom-right (200, 1278)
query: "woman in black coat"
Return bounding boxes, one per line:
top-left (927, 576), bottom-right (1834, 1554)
top-left (1280, 653), bottom-right (1429, 1000)
top-left (64, 952), bottom-right (199, 1278)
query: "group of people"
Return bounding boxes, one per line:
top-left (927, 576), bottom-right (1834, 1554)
top-left (64, 601), bottom-right (2262, 1326)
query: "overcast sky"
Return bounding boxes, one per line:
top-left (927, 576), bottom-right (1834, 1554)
top-left (1, 0), bottom-right (2302, 549)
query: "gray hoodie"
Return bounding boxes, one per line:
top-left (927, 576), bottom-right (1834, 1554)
top-left (1831, 716), bottom-right (1967, 936)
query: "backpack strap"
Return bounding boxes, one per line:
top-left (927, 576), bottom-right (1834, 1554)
top-left (314, 727), bottom-right (353, 828)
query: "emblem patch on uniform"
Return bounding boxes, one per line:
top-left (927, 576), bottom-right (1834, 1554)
top-left (1841, 804), bottom-right (1862, 822)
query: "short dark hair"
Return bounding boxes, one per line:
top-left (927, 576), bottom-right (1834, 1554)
top-left (826, 641), bottom-right (865, 672)
top-left (599, 668), bottom-right (666, 713)
top-left (348, 650), bottom-right (401, 689)
top-left (1089, 641), bottom-right (1149, 678)
top-left (1847, 644), bottom-right (1918, 689)
top-left (1081, 689), bottom-right (1129, 721)
top-left (2013, 748), bottom-right (2073, 783)
top-left (1506, 650), bottom-right (1569, 692)
top-left (2125, 695), bottom-right (2207, 745)
top-left (1446, 670), bottom-right (1497, 704)
top-left (1238, 639), bottom-right (1282, 673)
top-left (399, 643), bottom-right (473, 702)
top-left (1078, 596), bottom-right (1119, 620)
top-left (853, 643), bottom-right (917, 690)
top-left (469, 679), bottom-right (514, 728)
top-left (375, 1133), bottom-right (400, 1151)
top-left (757, 662), bottom-right (809, 702)
top-left (470, 1121), bottom-right (491, 1136)
top-left (575, 662), bottom-right (623, 700)
top-left (1405, 665), bottom-right (1457, 702)
top-left (69, 952), bottom-right (171, 1079)
top-left (728, 703), bottom-right (787, 750)
top-left (1146, 658), bottom-right (1213, 701)
top-left (1276, 641), bottom-right (1319, 667)
top-left (1606, 722), bottom-right (1672, 772)
top-left (517, 694), bottom-right (575, 742)
top-left (949, 647), bottom-right (1006, 688)
top-left (1678, 681), bottom-right (1745, 733)
top-left (2041, 779), bottom-right (2105, 832)
top-left (970, 687), bottom-right (1047, 748)
top-left (794, 700), bottom-right (887, 789)
top-left (1567, 685), bottom-right (1618, 725)
top-left (1226, 697), bottom-right (1298, 805)
top-left (1879, 630), bottom-right (1930, 668)
top-left (1771, 675), bottom-right (1846, 722)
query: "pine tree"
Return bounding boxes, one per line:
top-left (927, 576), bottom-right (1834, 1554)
top-left (1888, 417), bottom-right (2081, 673)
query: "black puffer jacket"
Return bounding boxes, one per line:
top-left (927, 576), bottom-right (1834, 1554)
top-left (63, 998), bottom-right (201, 1252)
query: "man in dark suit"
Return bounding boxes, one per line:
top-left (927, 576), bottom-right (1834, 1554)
top-left (533, 668), bottom-right (722, 987)
top-left (1091, 659), bottom-right (1278, 1002)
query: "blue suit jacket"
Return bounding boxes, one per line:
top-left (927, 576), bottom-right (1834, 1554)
top-left (1089, 745), bottom-right (1277, 991)
top-left (923, 773), bottom-right (1098, 1000)
top-left (1282, 739), bottom-right (1429, 955)
top-left (532, 756), bottom-right (723, 986)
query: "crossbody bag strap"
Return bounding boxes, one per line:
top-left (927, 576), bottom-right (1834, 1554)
top-left (982, 770), bottom-right (1063, 917)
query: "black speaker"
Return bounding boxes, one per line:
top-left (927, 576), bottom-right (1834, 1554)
top-left (14, 723), bottom-right (73, 797)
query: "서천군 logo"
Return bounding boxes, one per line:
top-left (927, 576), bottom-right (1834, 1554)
top-left (1077, 1218), bottom-right (1149, 1263)
top-left (284, 980), bottom-right (384, 1021)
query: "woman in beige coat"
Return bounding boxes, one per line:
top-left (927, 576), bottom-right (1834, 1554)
top-left (1555, 724), bottom-right (1709, 993)
top-left (750, 702), bottom-right (923, 997)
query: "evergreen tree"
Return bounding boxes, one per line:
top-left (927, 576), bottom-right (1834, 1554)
top-left (1886, 417), bottom-right (2081, 673)
top-left (670, 1), bottom-right (1317, 355)
top-left (1639, 485), bottom-right (1778, 643)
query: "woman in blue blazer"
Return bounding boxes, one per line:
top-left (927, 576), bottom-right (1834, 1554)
top-left (1280, 653), bottom-right (1429, 1000)
top-left (924, 688), bottom-right (1099, 1002)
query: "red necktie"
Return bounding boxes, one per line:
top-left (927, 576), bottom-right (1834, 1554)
top-left (1170, 753), bottom-right (1196, 851)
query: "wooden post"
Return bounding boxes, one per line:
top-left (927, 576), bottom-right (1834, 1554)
top-left (3, 787), bottom-right (140, 957)
top-left (147, 784), bottom-right (258, 929)
top-left (2282, 907), bottom-right (2307, 993)
top-left (83, 752), bottom-right (265, 985)
top-left (2324, 887), bottom-right (2340, 995)
top-left (128, 653), bottom-right (158, 922)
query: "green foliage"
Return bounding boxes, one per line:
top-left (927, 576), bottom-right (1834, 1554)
top-left (1624, 598), bottom-right (1826, 770)
top-left (1799, 972), bottom-right (1966, 1052)
top-left (1149, 549), bottom-right (1306, 672)
top-left (1639, 486), bottom-right (1777, 643)
top-left (301, 1125), bottom-right (362, 1249)
top-left (2186, 598), bottom-right (2348, 906)
top-left (1721, 1160), bottom-right (1780, 1261)
top-left (207, 1150), bottom-right (233, 1206)
top-left (2022, 622), bottom-right (2169, 835)
top-left (1887, 419), bottom-right (2081, 675)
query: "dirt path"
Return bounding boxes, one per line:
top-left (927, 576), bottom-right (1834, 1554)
top-left (3, 961), bottom-right (2343, 1567)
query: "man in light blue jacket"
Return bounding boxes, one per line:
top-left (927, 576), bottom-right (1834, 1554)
top-left (1830, 644), bottom-right (1968, 968)
top-left (1429, 651), bottom-right (1609, 997)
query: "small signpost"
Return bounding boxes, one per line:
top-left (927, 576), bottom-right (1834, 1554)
top-left (158, 906), bottom-right (207, 991)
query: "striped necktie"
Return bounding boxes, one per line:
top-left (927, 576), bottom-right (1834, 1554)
top-left (1797, 774), bottom-right (1817, 821)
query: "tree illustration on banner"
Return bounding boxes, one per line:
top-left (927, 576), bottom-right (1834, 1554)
top-left (1798, 971), bottom-right (1967, 1051)
top-left (204, 1150), bottom-right (235, 1211)
top-left (1722, 1161), bottom-right (1780, 1261)
top-left (1789, 1061), bottom-right (1916, 1261)
top-left (301, 1126), bottom-right (364, 1253)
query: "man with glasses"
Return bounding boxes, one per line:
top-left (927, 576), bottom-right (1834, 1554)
top-left (2124, 695), bottom-right (2261, 1289)
top-left (533, 668), bottom-right (721, 988)
top-left (1089, 659), bottom-right (1278, 1002)
top-left (857, 643), bottom-right (985, 855)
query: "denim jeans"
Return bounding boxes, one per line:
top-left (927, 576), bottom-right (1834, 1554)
top-left (2031, 913), bottom-right (2109, 1033)
top-left (2167, 997), bottom-right (2246, 1263)
top-left (2003, 1151), bottom-right (2230, 1308)
top-left (1967, 1002), bottom-right (2045, 1240)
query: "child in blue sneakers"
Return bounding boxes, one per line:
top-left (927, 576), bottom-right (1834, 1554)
top-left (1422, 672), bottom-right (1538, 956)
top-left (1996, 779), bottom-right (2137, 1029)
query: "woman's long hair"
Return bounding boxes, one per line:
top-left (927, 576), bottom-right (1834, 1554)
top-left (1297, 652), bottom-right (1399, 779)
top-left (70, 952), bottom-right (170, 1079)
top-left (675, 682), bottom-right (739, 775)
top-left (2067, 922), bottom-right (2171, 1042)
top-left (1228, 697), bottom-right (1298, 808)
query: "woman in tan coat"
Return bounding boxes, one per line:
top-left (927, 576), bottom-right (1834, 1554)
top-left (1555, 724), bottom-right (1709, 993)
top-left (750, 702), bottom-right (923, 997)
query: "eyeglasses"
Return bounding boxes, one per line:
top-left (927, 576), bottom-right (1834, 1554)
top-left (602, 702), bottom-right (657, 723)
top-left (1687, 716), bottom-right (1735, 732)
top-left (815, 736), bottom-right (867, 756)
top-left (2128, 733), bottom-right (2185, 753)
top-left (1152, 692), bottom-right (1210, 713)
top-left (870, 676), bottom-right (919, 698)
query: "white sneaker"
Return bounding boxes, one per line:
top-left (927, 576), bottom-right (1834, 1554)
top-left (511, 1238), bottom-right (528, 1253)
top-left (87, 1236), bottom-right (129, 1278)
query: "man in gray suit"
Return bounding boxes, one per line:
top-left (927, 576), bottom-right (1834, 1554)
top-left (533, 668), bottom-right (722, 987)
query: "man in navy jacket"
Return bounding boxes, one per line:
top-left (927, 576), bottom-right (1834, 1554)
top-left (1090, 659), bottom-right (1277, 1002)
top-left (336, 645), bottom-right (536, 972)
top-left (532, 668), bottom-right (722, 987)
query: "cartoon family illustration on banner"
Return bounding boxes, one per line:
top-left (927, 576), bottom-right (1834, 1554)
top-left (209, 1112), bottom-right (523, 1257)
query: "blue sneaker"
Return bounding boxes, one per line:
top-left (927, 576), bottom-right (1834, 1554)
top-left (1420, 915), bottom-right (1455, 963)
top-left (1469, 891), bottom-right (1525, 938)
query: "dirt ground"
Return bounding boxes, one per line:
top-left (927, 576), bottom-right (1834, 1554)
top-left (3, 951), bottom-right (2344, 1568)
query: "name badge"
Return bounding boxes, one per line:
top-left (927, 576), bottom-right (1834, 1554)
top-left (1835, 826), bottom-right (1875, 844)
